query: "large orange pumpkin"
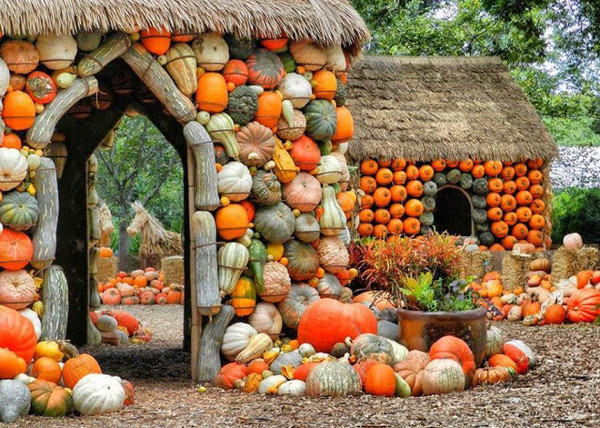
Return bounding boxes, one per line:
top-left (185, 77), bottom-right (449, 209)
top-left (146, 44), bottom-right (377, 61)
top-left (567, 288), bottom-right (600, 323)
top-left (290, 135), bottom-right (321, 171)
top-left (0, 228), bottom-right (34, 270)
top-left (255, 91), bottom-right (282, 128)
top-left (403, 217), bottom-right (420, 235)
top-left (0, 305), bottom-right (37, 362)
top-left (196, 72), bottom-right (228, 113)
top-left (331, 106), bottom-right (354, 143)
top-left (215, 204), bottom-right (249, 240)
top-left (312, 70), bottom-right (337, 100)
top-left (297, 299), bottom-right (377, 352)
top-left (140, 27), bottom-right (172, 55)
top-left (2, 90), bottom-right (36, 130)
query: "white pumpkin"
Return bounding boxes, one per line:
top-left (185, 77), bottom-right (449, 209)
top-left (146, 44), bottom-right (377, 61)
top-left (298, 343), bottom-right (316, 358)
top-left (192, 32), bottom-right (229, 71)
top-left (325, 45), bottom-right (347, 72)
top-left (248, 302), bottom-right (283, 340)
top-left (329, 150), bottom-right (349, 183)
top-left (18, 308), bottom-right (41, 339)
top-left (221, 322), bottom-right (257, 361)
top-left (277, 73), bottom-right (313, 109)
top-left (258, 375), bottom-right (287, 394)
top-left (315, 155), bottom-right (342, 185)
top-left (422, 359), bottom-right (465, 395)
top-left (383, 338), bottom-right (409, 363)
top-left (277, 380), bottom-right (306, 396)
top-left (36, 34), bottom-right (78, 70)
top-left (0, 148), bottom-right (28, 192)
top-left (72, 374), bottom-right (125, 415)
top-left (217, 161), bottom-right (252, 201)
top-left (0, 58), bottom-right (9, 97)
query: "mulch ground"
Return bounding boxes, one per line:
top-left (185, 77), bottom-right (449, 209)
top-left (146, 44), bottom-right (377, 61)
top-left (15, 305), bottom-right (600, 428)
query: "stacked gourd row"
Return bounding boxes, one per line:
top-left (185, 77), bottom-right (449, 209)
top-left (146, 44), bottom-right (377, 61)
top-left (89, 309), bottom-right (153, 345)
top-left (98, 268), bottom-right (183, 305)
top-left (165, 32), bottom-right (358, 339)
top-left (357, 158), bottom-right (550, 249)
top-left (214, 298), bottom-right (535, 397)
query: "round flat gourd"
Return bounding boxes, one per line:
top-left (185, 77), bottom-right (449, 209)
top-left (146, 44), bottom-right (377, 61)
top-left (304, 99), bottom-right (337, 141)
top-left (0, 148), bottom-right (28, 192)
top-left (253, 203), bottom-right (295, 243)
top-left (0, 191), bottom-right (39, 230)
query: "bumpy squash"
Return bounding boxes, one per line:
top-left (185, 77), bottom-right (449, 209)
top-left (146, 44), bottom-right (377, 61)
top-left (227, 85), bottom-right (258, 125)
top-left (249, 302), bottom-right (283, 340)
top-left (278, 283), bottom-right (320, 329)
top-left (350, 333), bottom-right (395, 365)
top-left (0, 379), bottom-right (31, 423)
top-left (252, 170), bottom-right (281, 205)
top-left (289, 41), bottom-right (327, 71)
top-left (316, 273), bottom-right (342, 299)
top-left (254, 203), bottom-right (295, 243)
top-left (317, 236), bottom-right (349, 274)
top-left (284, 239), bottom-right (320, 281)
top-left (259, 261), bottom-right (291, 303)
top-left (283, 172), bottom-right (321, 212)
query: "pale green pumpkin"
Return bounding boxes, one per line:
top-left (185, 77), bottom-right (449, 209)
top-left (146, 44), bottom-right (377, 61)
top-left (0, 191), bottom-right (40, 230)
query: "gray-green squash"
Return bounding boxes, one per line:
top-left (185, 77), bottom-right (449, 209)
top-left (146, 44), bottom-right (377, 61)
top-left (0, 191), bottom-right (39, 230)
top-left (479, 232), bottom-right (495, 246)
top-left (446, 169), bottom-right (461, 184)
top-left (473, 178), bottom-right (489, 195)
top-left (253, 203), bottom-right (295, 243)
top-left (218, 242), bottom-right (249, 295)
top-left (192, 211), bottom-right (221, 315)
top-left (472, 194), bottom-right (487, 209)
top-left (40, 265), bottom-right (68, 340)
top-left (460, 173), bottom-right (473, 189)
top-left (304, 99), bottom-right (337, 141)
top-left (227, 85), bottom-right (258, 125)
top-left (284, 239), bottom-right (319, 281)
top-left (319, 186), bottom-right (346, 236)
top-left (472, 208), bottom-right (488, 225)
top-left (294, 213), bottom-right (320, 242)
top-left (423, 181), bottom-right (438, 197)
top-left (31, 157), bottom-right (58, 269)
top-left (252, 170), bottom-right (281, 205)
top-left (433, 172), bottom-right (448, 187)
top-left (0, 380), bottom-right (31, 423)
top-left (421, 196), bottom-right (436, 213)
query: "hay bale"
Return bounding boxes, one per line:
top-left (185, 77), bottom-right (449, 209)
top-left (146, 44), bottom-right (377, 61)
top-left (501, 254), bottom-right (530, 291)
top-left (96, 257), bottom-right (117, 283)
top-left (162, 255), bottom-right (184, 286)
top-left (551, 246), bottom-right (599, 286)
top-left (461, 251), bottom-right (493, 280)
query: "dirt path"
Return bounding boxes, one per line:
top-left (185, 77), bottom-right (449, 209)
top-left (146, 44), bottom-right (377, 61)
top-left (14, 305), bottom-right (600, 428)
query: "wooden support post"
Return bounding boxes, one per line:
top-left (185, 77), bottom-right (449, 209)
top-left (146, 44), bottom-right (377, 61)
top-left (183, 122), bottom-right (220, 211)
top-left (121, 43), bottom-right (196, 124)
top-left (197, 305), bottom-right (234, 383)
top-left (31, 157), bottom-right (59, 270)
top-left (78, 32), bottom-right (132, 77)
top-left (27, 77), bottom-right (99, 149)
top-left (40, 266), bottom-right (69, 340)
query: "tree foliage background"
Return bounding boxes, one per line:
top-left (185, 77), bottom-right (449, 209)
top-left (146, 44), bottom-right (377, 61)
top-left (96, 115), bottom-right (183, 260)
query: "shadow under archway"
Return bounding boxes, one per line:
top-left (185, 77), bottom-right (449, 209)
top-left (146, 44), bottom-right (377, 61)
top-left (433, 185), bottom-right (475, 236)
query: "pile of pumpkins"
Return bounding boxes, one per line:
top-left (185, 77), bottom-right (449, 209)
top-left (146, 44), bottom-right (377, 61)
top-left (0, 305), bottom-right (133, 423)
top-left (357, 157), bottom-right (550, 250)
top-left (98, 268), bottom-right (183, 306)
top-left (213, 298), bottom-right (535, 396)
top-left (88, 309), bottom-right (152, 345)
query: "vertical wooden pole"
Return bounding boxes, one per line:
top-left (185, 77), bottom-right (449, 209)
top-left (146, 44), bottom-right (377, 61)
top-left (187, 148), bottom-right (200, 381)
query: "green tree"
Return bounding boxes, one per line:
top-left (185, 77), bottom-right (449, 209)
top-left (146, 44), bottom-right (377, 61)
top-left (96, 115), bottom-right (184, 268)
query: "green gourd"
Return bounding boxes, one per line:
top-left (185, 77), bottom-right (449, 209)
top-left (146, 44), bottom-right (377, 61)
top-left (473, 178), bottom-right (489, 195)
top-left (319, 186), bottom-right (346, 236)
top-left (460, 173), bottom-right (473, 189)
top-left (472, 194), bottom-right (487, 209)
top-left (225, 35), bottom-right (256, 60)
top-left (423, 181), bottom-right (437, 197)
top-left (227, 86), bottom-right (258, 125)
top-left (206, 113), bottom-right (239, 160)
top-left (334, 78), bottom-right (347, 107)
top-left (251, 170), bottom-right (281, 205)
top-left (0, 191), bottom-right (40, 230)
top-left (304, 99), bottom-right (337, 141)
top-left (218, 242), bottom-right (250, 295)
top-left (279, 52), bottom-right (296, 73)
top-left (248, 239), bottom-right (267, 294)
top-left (472, 209), bottom-right (488, 225)
top-left (433, 172), bottom-right (447, 187)
top-left (421, 196), bottom-right (436, 213)
top-left (253, 203), bottom-right (295, 243)
top-left (479, 232), bottom-right (495, 246)
top-left (446, 169), bottom-right (461, 184)
top-left (419, 212), bottom-right (434, 227)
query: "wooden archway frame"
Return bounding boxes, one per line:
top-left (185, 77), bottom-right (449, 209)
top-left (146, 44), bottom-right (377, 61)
top-left (436, 184), bottom-right (476, 237)
top-left (24, 32), bottom-right (224, 382)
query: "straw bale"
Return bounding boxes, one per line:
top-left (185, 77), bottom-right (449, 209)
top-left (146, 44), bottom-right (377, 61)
top-left (163, 255), bottom-right (185, 286)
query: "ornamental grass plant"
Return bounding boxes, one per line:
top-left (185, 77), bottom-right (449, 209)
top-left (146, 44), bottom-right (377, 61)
top-left (354, 232), bottom-right (478, 312)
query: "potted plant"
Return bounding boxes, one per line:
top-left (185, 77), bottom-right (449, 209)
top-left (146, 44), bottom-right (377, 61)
top-left (354, 232), bottom-right (487, 366)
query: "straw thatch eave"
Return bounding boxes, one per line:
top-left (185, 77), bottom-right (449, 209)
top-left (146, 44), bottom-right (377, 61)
top-left (0, 0), bottom-right (369, 58)
top-left (346, 55), bottom-right (558, 162)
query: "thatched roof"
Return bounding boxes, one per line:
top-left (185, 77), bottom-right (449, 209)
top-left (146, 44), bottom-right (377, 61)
top-left (346, 56), bottom-right (558, 162)
top-left (0, 0), bottom-right (368, 58)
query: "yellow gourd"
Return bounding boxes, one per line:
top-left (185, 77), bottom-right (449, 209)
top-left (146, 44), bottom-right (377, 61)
top-left (271, 139), bottom-right (299, 183)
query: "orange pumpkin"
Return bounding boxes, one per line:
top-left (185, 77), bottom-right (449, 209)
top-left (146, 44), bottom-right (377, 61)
top-left (361, 194), bottom-right (374, 209)
top-left (239, 200), bottom-right (256, 222)
top-left (484, 160), bottom-right (502, 177)
top-left (515, 190), bottom-right (533, 206)
top-left (387, 218), bottom-right (403, 235)
top-left (98, 247), bottom-right (113, 258)
top-left (503, 211), bottom-right (518, 226)
top-left (312, 70), bottom-right (337, 100)
top-left (374, 209), bottom-right (391, 225)
top-left (196, 73), bottom-right (228, 113)
top-left (403, 217), bottom-right (420, 235)
top-left (255, 91), bottom-right (282, 128)
top-left (364, 363), bottom-right (396, 396)
top-left (471, 164), bottom-right (485, 178)
top-left (529, 184), bottom-right (544, 199)
top-left (2, 91), bottom-right (36, 130)
top-left (527, 170), bottom-right (543, 184)
top-left (523, 301), bottom-right (541, 317)
top-left (373, 187), bottom-right (392, 207)
top-left (530, 199), bottom-right (545, 214)
top-left (1, 133), bottom-right (22, 149)
top-left (511, 223), bottom-right (529, 240)
top-left (390, 185), bottom-right (407, 202)
top-left (544, 304), bottom-right (566, 324)
top-left (358, 223), bottom-right (374, 237)
top-left (528, 214), bottom-right (545, 230)
top-left (486, 192), bottom-right (502, 208)
top-left (391, 158), bottom-right (407, 171)
top-left (576, 271), bottom-right (594, 289)
top-left (418, 165), bottom-right (434, 181)
top-left (62, 353), bottom-right (102, 389)
top-left (359, 176), bottom-right (377, 194)
top-left (487, 207), bottom-right (503, 221)
top-left (375, 168), bottom-right (393, 185)
top-left (0, 228), bottom-right (34, 270)
top-left (405, 165), bottom-right (419, 180)
top-left (372, 224), bottom-right (388, 239)
top-left (31, 357), bottom-right (62, 383)
top-left (223, 59), bottom-right (249, 86)
top-left (501, 235), bottom-right (517, 250)
top-left (405, 199), bottom-right (424, 217)
top-left (491, 221), bottom-right (509, 238)
top-left (431, 159), bottom-right (446, 171)
top-left (360, 159), bottom-right (378, 175)
top-left (215, 204), bottom-right (249, 240)
top-left (503, 180), bottom-right (516, 194)
top-left (501, 166), bottom-right (515, 180)
top-left (358, 209), bottom-right (375, 223)
top-left (526, 230), bottom-right (543, 246)
top-left (458, 159), bottom-right (473, 172)
top-left (378, 159), bottom-right (392, 168)
top-left (488, 178), bottom-right (503, 193)
top-left (406, 181), bottom-right (424, 197)
top-left (514, 163), bottom-right (528, 177)
top-left (389, 203), bottom-right (405, 218)
top-left (515, 176), bottom-right (530, 190)
top-left (488, 354), bottom-right (518, 371)
top-left (331, 106), bottom-right (354, 143)
top-left (446, 160), bottom-right (459, 168)
top-left (516, 206), bottom-right (532, 223)
top-left (500, 194), bottom-right (517, 212)
top-left (527, 158), bottom-right (543, 169)
top-left (140, 27), bottom-right (171, 55)
top-left (393, 170), bottom-right (407, 184)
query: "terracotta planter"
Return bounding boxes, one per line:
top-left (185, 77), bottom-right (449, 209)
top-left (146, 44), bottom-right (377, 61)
top-left (397, 306), bottom-right (487, 367)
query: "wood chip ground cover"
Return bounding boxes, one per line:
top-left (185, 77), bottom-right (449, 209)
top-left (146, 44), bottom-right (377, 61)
top-left (12, 305), bottom-right (600, 427)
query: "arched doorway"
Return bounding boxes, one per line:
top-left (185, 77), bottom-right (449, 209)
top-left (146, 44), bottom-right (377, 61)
top-left (433, 185), bottom-right (474, 236)
top-left (53, 59), bottom-right (192, 350)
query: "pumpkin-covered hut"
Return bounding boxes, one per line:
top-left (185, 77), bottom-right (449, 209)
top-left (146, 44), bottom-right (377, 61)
top-left (0, 0), bottom-right (369, 383)
top-left (347, 56), bottom-right (559, 250)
